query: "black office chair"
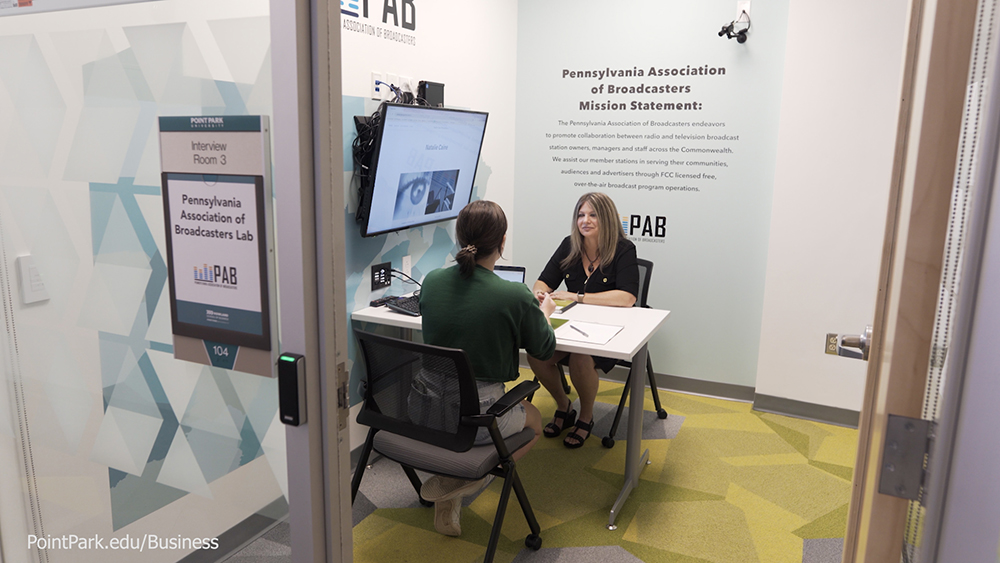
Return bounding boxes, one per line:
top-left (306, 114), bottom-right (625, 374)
top-left (350, 330), bottom-right (543, 562)
top-left (536, 258), bottom-right (668, 448)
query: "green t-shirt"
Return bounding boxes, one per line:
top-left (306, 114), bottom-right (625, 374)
top-left (420, 264), bottom-right (556, 382)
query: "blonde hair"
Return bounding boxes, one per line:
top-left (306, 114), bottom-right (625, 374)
top-left (560, 192), bottom-right (625, 272)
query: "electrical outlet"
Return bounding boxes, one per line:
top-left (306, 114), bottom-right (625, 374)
top-left (371, 71), bottom-right (383, 100)
top-left (371, 262), bottom-right (392, 290)
top-left (402, 255), bottom-right (411, 278)
top-left (386, 73), bottom-right (400, 97)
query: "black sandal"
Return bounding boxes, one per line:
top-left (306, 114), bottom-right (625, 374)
top-left (563, 419), bottom-right (593, 449)
top-left (543, 408), bottom-right (577, 438)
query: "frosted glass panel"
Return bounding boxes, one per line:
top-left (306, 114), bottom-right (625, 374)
top-left (0, 2), bottom-right (281, 561)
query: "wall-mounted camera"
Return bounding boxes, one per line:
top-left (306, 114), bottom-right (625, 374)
top-left (719, 10), bottom-right (751, 44)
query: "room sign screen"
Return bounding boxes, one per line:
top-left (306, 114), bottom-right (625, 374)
top-left (159, 116), bottom-right (276, 375)
top-left (161, 173), bottom-right (270, 349)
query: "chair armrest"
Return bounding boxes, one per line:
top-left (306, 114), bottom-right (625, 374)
top-left (486, 380), bottom-right (540, 417)
top-left (461, 414), bottom-right (495, 427)
top-left (460, 381), bottom-right (541, 426)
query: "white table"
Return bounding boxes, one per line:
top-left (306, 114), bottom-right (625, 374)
top-left (351, 302), bottom-right (670, 528)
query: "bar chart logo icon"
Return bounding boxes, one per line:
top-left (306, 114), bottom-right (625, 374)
top-left (194, 264), bottom-right (215, 282)
top-left (341, 0), bottom-right (360, 17)
top-left (623, 214), bottom-right (667, 239)
top-left (340, 0), bottom-right (415, 31)
top-left (194, 264), bottom-right (239, 286)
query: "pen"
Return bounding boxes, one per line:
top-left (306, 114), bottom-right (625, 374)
top-left (569, 324), bottom-right (589, 337)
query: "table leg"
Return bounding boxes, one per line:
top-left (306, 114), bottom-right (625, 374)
top-left (609, 344), bottom-right (650, 529)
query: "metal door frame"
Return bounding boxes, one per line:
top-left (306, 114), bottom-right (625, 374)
top-left (843, 0), bottom-right (981, 560)
top-left (270, 0), bottom-right (351, 561)
top-left (919, 14), bottom-right (1000, 558)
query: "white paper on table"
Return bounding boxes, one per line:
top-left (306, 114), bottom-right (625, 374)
top-left (555, 321), bottom-right (624, 345)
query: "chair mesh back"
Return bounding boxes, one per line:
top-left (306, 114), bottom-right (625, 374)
top-left (635, 258), bottom-right (653, 308)
top-left (355, 330), bottom-right (479, 451)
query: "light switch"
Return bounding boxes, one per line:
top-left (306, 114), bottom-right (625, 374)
top-left (16, 255), bottom-right (49, 304)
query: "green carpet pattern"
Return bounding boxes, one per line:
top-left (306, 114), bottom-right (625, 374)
top-left (353, 371), bottom-right (858, 563)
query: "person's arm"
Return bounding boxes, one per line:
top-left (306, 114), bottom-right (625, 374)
top-left (533, 280), bottom-right (554, 303)
top-left (539, 293), bottom-right (556, 318)
top-left (556, 288), bottom-right (635, 307)
top-left (534, 237), bottom-right (571, 302)
top-left (520, 290), bottom-right (557, 361)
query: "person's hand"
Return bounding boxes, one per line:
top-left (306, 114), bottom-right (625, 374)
top-left (550, 291), bottom-right (576, 302)
top-left (540, 293), bottom-right (557, 318)
top-left (534, 290), bottom-right (548, 304)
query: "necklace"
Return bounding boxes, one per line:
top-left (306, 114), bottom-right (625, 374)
top-left (582, 248), bottom-right (600, 274)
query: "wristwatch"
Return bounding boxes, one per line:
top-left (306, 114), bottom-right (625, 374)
top-left (577, 291), bottom-right (584, 303)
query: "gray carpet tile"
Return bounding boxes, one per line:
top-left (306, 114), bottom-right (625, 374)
top-left (259, 522), bottom-right (290, 547)
top-left (224, 555), bottom-right (289, 563)
top-left (226, 537), bottom-right (290, 558)
top-left (578, 399), bottom-right (684, 442)
top-left (803, 538), bottom-right (843, 563)
top-left (354, 457), bottom-right (429, 509)
top-left (511, 545), bottom-right (645, 563)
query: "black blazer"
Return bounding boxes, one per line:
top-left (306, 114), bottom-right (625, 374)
top-left (538, 236), bottom-right (639, 297)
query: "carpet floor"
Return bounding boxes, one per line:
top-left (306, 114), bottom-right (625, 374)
top-left (350, 370), bottom-right (858, 563)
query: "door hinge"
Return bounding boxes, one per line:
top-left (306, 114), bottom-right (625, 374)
top-left (879, 414), bottom-right (935, 503)
top-left (337, 362), bottom-right (349, 431)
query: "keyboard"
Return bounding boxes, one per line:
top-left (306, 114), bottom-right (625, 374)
top-left (387, 294), bottom-right (421, 316)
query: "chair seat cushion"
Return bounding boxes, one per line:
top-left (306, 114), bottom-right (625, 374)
top-left (373, 427), bottom-right (534, 480)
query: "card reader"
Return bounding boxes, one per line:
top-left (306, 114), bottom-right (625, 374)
top-left (278, 353), bottom-right (306, 426)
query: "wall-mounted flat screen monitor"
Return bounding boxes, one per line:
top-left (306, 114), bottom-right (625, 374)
top-left (358, 103), bottom-right (488, 237)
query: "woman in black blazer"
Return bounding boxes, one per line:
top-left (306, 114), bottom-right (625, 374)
top-left (528, 192), bottom-right (639, 448)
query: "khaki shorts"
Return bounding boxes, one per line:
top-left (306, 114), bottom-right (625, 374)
top-left (407, 375), bottom-right (526, 446)
top-left (474, 381), bottom-right (527, 446)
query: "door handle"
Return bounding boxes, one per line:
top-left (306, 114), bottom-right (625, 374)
top-left (825, 325), bottom-right (873, 361)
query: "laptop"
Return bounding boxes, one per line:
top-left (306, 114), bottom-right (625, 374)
top-left (494, 265), bottom-right (526, 284)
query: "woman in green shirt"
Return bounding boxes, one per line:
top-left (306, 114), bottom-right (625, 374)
top-left (417, 200), bottom-right (557, 536)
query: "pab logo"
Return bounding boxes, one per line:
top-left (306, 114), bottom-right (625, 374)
top-left (194, 264), bottom-right (238, 286)
top-left (624, 214), bottom-right (667, 240)
top-left (341, 0), bottom-right (416, 31)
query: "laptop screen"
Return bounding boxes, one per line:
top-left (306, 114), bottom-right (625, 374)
top-left (494, 265), bottom-right (526, 283)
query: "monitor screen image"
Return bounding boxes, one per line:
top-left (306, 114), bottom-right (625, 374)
top-left (358, 103), bottom-right (488, 237)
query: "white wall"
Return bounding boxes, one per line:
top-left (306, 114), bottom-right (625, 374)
top-left (512, 0), bottom-right (791, 389)
top-left (754, 0), bottom-right (910, 410)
